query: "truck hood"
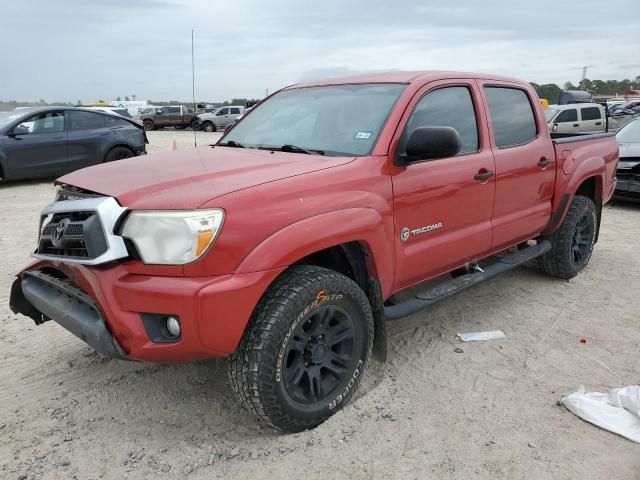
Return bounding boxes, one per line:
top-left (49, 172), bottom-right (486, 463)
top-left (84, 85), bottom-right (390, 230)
top-left (58, 146), bottom-right (355, 209)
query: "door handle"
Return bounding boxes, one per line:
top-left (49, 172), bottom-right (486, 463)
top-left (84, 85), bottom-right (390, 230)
top-left (537, 157), bottom-right (552, 168)
top-left (573, 123), bottom-right (579, 127)
top-left (595, 122), bottom-right (602, 125)
top-left (474, 170), bottom-right (494, 181)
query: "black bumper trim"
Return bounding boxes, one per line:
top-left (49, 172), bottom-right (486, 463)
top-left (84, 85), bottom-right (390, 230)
top-left (16, 271), bottom-right (127, 360)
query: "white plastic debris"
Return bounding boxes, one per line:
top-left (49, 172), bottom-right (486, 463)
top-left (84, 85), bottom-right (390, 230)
top-left (456, 330), bottom-right (506, 342)
top-left (562, 386), bottom-right (640, 443)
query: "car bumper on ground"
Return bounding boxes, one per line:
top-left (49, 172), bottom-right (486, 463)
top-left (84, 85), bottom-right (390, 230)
top-left (10, 260), bottom-right (285, 363)
top-left (613, 174), bottom-right (640, 201)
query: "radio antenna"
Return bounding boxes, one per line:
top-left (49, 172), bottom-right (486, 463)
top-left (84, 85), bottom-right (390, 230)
top-left (191, 29), bottom-right (197, 147)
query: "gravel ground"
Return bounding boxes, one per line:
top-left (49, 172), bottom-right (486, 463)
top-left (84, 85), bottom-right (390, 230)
top-left (1, 130), bottom-right (638, 479)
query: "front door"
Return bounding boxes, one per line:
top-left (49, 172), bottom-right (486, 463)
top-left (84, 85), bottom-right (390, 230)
top-left (391, 82), bottom-right (496, 290)
top-left (215, 107), bottom-right (231, 127)
top-left (4, 110), bottom-right (67, 179)
top-left (479, 83), bottom-right (556, 250)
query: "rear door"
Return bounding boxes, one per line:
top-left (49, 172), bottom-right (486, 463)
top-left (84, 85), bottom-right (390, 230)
top-left (67, 110), bottom-right (113, 171)
top-left (580, 106), bottom-right (604, 133)
top-left (479, 83), bottom-right (556, 250)
top-left (391, 81), bottom-right (496, 289)
top-left (4, 110), bottom-right (67, 179)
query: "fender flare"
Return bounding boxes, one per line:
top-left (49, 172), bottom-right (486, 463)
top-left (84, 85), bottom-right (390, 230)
top-left (544, 156), bottom-right (605, 236)
top-left (236, 208), bottom-right (395, 296)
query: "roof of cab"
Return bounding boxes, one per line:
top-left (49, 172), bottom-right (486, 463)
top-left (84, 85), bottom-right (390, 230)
top-left (287, 70), bottom-right (527, 89)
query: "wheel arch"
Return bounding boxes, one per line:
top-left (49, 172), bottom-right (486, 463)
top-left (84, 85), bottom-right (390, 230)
top-left (235, 208), bottom-right (394, 362)
top-left (103, 143), bottom-right (136, 162)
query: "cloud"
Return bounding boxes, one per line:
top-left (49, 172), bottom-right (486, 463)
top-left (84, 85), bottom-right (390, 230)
top-left (1, 0), bottom-right (638, 102)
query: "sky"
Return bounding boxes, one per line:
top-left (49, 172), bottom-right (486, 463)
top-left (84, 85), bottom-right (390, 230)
top-left (2, 0), bottom-right (639, 103)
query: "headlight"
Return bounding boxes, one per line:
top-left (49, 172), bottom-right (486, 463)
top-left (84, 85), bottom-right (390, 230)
top-left (120, 209), bottom-right (224, 265)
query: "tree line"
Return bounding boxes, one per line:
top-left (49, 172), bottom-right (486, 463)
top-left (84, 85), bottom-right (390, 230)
top-left (531, 76), bottom-right (640, 104)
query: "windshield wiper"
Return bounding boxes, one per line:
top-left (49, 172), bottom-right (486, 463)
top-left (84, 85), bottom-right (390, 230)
top-left (273, 144), bottom-right (324, 155)
top-left (217, 140), bottom-right (246, 148)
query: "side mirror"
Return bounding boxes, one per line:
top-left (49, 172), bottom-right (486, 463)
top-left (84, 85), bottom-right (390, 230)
top-left (10, 125), bottom-right (29, 136)
top-left (155, 109), bottom-right (163, 115)
top-left (552, 123), bottom-right (558, 132)
top-left (402, 126), bottom-right (461, 164)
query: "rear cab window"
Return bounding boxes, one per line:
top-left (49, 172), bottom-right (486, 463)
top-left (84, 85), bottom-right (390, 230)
top-left (484, 87), bottom-right (537, 148)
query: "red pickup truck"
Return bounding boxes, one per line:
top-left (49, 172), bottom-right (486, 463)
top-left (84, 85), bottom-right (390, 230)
top-left (10, 71), bottom-right (618, 432)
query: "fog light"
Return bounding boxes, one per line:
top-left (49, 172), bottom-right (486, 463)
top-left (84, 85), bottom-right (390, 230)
top-left (166, 316), bottom-right (181, 337)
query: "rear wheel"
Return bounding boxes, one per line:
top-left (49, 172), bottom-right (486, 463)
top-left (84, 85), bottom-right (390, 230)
top-left (539, 195), bottom-right (597, 279)
top-left (104, 146), bottom-right (134, 163)
top-left (190, 120), bottom-right (201, 130)
top-left (143, 120), bottom-right (155, 131)
top-left (228, 266), bottom-right (373, 432)
top-left (202, 121), bottom-right (216, 133)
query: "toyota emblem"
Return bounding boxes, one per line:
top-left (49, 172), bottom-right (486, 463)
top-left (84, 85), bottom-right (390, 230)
top-left (53, 219), bottom-right (70, 244)
top-left (400, 227), bottom-right (410, 242)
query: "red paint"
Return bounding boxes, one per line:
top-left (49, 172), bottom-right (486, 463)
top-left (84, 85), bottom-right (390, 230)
top-left (22, 71), bottom-right (618, 362)
top-left (580, 339), bottom-right (588, 344)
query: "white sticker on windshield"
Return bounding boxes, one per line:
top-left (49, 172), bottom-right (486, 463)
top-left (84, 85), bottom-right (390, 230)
top-left (354, 131), bottom-right (372, 139)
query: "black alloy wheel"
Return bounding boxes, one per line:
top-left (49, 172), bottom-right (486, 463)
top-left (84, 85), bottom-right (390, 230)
top-left (571, 212), bottom-right (594, 265)
top-left (282, 304), bottom-right (355, 404)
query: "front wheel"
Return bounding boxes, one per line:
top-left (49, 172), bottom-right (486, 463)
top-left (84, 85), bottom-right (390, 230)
top-left (143, 120), bottom-right (155, 131)
top-left (202, 121), bottom-right (216, 133)
top-left (539, 195), bottom-right (597, 279)
top-left (228, 266), bottom-right (374, 432)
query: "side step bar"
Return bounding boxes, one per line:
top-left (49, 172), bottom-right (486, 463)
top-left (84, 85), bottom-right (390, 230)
top-left (384, 240), bottom-right (551, 321)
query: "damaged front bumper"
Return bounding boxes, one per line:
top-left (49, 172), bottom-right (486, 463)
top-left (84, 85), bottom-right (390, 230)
top-left (10, 270), bottom-right (128, 359)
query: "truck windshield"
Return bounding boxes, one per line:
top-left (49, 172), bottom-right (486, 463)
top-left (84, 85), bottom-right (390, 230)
top-left (221, 83), bottom-right (406, 156)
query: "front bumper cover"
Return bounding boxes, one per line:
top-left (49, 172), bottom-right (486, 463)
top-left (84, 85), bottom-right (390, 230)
top-left (10, 261), bottom-right (286, 363)
top-left (11, 270), bottom-right (127, 359)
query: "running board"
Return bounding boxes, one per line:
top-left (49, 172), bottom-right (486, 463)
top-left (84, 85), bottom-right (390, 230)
top-left (384, 240), bottom-right (551, 321)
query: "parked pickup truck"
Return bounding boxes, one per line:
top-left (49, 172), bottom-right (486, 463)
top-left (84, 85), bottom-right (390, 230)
top-left (10, 71), bottom-right (618, 432)
top-left (196, 105), bottom-right (245, 132)
top-left (140, 105), bottom-right (199, 131)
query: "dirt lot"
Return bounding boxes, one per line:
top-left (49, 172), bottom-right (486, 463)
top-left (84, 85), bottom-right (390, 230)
top-left (1, 130), bottom-right (638, 479)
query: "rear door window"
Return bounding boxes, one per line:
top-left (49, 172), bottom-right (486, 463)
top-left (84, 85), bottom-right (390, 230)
top-left (484, 87), bottom-right (538, 148)
top-left (230, 107), bottom-right (241, 114)
top-left (69, 111), bottom-right (106, 131)
top-left (555, 109), bottom-right (578, 123)
top-left (581, 107), bottom-right (602, 121)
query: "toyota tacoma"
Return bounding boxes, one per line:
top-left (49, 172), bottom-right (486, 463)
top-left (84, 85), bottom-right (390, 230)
top-left (10, 71), bottom-right (619, 432)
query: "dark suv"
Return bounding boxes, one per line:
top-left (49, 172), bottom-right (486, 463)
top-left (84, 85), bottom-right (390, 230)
top-left (0, 107), bottom-right (146, 181)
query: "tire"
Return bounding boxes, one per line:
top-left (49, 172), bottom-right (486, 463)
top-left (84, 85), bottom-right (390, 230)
top-left (539, 195), bottom-right (597, 279)
top-left (191, 120), bottom-right (201, 131)
top-left (143, 120), bottom-right (155, 131)
top-left (228, 266), bottom-right (374, 433)
top-left (202, 121), bottom-right (216, 133)
top-left (104, 146), bottom-right (134, 163)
